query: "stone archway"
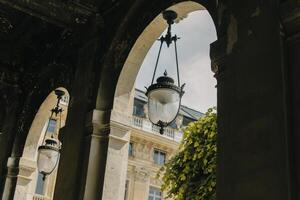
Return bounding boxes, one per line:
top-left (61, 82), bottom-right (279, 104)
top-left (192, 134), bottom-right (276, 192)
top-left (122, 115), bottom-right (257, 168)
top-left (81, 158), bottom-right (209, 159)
top-left (53, 1), bottom-right (219, 199)
top-left (2, 88), bottom-right (69, 200)
top-left (0, 0), bottom-right (295, 199)
top-left (103, 1), bottom-right (217, 200)
top-left (112, 1), bottom-right (208, 116)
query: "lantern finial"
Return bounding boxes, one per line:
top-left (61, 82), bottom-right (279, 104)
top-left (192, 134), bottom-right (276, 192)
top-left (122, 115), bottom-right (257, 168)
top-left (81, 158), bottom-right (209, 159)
top-left (164, 70), bottom-right (168, 76)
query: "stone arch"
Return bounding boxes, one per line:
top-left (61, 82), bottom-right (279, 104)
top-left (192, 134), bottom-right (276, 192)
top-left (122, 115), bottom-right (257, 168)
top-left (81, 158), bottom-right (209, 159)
top-left (111, 1), bottom-right (217, 122)
top-left (1, 62), bottom-right (73, 200)
top-left (96, 0), bottom-right (218, 114)
top-left (11, 63), bottom-right (73, 158)
top-left (11, 87), bottom-right (70, 200)
top-left (22, 87), bottom-right (69, 160)
top-left (103, 1), bottom-right (218, 199)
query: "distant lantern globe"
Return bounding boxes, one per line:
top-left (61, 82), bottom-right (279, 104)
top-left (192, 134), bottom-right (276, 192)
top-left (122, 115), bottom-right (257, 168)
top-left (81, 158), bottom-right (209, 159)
top-left (37, 89), bottom-right (64, 179)
top-left (146, 71), bottom-right (184, 134)
top-left (37, 138), bottom-right (60, 179)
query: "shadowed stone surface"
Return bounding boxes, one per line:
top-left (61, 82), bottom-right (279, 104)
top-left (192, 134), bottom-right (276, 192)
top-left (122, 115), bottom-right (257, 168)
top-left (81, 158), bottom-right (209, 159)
top-left (0, 0), bottom-right (298, 200)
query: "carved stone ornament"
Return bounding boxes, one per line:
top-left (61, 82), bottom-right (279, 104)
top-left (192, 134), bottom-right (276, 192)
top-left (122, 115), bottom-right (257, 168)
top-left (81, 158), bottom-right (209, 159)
top-left (134, 167), bottom-right (150, 182)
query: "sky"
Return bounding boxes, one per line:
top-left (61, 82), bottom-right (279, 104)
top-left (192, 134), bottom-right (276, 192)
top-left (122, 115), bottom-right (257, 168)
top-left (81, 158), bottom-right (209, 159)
top-left (135, 10), bottom-right (217, 113)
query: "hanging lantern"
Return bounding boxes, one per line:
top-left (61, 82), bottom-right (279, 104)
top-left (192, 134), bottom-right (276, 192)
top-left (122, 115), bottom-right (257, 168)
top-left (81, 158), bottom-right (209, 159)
top-left (146, 10), bottom-right (185, 134)
top-left (37, 89), bottom-right (64, 179)
top-left (37, 138), bottom-right (60, 179)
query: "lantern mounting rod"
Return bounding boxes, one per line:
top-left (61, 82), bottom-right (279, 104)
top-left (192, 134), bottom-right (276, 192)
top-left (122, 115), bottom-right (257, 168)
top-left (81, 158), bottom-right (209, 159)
top-left (151, 10), bottom-right (181, 85)
top-left (51, 89), bottom-right (64, 116)
top-left (160, 10), bottom-right (179, 47)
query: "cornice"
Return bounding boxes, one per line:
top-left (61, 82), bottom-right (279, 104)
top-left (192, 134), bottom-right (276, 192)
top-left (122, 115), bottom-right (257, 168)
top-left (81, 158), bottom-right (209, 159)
top-left (130, 127), bottom-right (179, 149)
top-left (280, 1), bottom-right (300, 40)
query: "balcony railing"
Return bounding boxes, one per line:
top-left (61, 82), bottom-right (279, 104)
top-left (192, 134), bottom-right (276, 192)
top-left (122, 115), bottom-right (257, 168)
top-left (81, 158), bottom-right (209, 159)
top-left (33, 194), bottom-right (50, 200)
top-left (132, 116), bottom-right (182, 142)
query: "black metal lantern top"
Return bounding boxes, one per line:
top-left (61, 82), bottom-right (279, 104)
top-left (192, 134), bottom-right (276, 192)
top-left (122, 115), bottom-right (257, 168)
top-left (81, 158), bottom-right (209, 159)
top-left (146, 71), bottom-right (184, 96)
top-left (146, 10), bottom-right (185, 134)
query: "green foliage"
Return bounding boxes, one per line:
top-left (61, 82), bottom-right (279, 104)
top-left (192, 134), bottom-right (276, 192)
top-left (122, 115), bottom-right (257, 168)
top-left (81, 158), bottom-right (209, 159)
top-left (158, 108), bottom-right (217, 200)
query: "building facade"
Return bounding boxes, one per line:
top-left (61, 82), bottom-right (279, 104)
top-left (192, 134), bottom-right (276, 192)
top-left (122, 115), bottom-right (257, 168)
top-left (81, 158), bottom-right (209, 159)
top-left (123, 89), bottom-right (202, 200)
top-left (28, 89), bottom-right (201, 200)
top-left (0, 1), bottom-right (299, 199)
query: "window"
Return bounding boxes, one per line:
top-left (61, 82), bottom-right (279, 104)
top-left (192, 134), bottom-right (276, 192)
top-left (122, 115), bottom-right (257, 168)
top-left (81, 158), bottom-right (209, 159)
top-left (148, 187), bottom-right (161, 200)
top-left (60, 95), bottom-right (69, 105)
top-left (128, 142), bottom-right (133, 156)
top-left (182, 116), bottom-right (194, 127)
top-left (35, 172), bottom-right (45, 195)
top-left (153, 150), bottom-right (166, 165)
top-left (133, 99), bottom-right (146, 117)
top-left (47, 119), bottom-right (57, 133)
top-left (169, 120), bottom-right (177, 129)
top-left (124, 180), bottom-right (129, 200)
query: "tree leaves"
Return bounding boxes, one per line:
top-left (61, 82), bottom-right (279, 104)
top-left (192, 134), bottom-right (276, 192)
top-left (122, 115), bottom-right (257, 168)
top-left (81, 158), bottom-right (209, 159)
top-left (158, 108), bottom-right (217, 200)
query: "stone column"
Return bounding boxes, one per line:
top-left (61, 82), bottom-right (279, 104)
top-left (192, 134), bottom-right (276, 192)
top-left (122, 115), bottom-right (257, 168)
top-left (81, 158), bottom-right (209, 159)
top-left (281, 2), bottom-right (300, 199)
top-left (78, 109), bottom-right (111, 200)
top-left (215, 1), bottom-right (291, 199)
top-left (1, 157), bottom-right (20, 200)
top-left (0, 84), bottom-right (20, 194)
top-left (4, 157), bottom-right (36, 200)
top-left (53, 32), bottom-right (105, 199)
top-left (102, 121), bottom-right (131, 200)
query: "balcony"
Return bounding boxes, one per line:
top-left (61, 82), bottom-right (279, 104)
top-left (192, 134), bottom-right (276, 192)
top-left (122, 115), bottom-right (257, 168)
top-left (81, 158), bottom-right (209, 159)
top-left (132, 115), bottom-right (182, 142)
top-left (33, 194), bottom-right (50, 200)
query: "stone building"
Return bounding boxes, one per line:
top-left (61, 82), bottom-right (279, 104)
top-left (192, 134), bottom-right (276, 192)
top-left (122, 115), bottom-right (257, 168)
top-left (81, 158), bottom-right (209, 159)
top-left (19, 88), bottom-right (201, 200)
top-left (0, 0), bottom-right (300, 200)
top-left (121, 89), bottom-right (202, 200)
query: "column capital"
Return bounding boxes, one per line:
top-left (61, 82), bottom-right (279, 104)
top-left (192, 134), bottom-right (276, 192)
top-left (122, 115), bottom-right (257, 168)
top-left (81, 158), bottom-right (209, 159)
top-left (6, 157), bottom-right (36, 179)
top-left (280, 1), bottom-right (300, 41)
top-left (210, 36), bottom-right (234, 80)
top-left (85, 109), bottom-right (111, 136)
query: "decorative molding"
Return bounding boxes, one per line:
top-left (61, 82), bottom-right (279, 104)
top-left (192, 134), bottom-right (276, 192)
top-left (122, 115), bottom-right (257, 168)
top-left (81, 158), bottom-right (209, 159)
top-left (18, 157), bottom-right (36, 177)
top-left (85, 109), bottom-right (111, 136)
top-left (210, 36), bottom-right (236, 81)
top-left (5, 156), bottom-right (35, 186)
top-left (0, 15), bottom-right (13, 34)
top-left (150, 177), bottom-right (162, 186)
top-left (133, 142), bottom-right (151, 161)
top-left (280, 1), bottom-right (300, 40)
top-left (134, 166), bottom-right (150, 182)
top-left (210, 36), bottom-right (228, 73)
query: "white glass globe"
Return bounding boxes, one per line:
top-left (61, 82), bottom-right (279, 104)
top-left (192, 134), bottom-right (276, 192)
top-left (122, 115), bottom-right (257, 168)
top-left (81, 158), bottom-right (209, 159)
top-left (148, 88), bottom-right (181, 125)
top-left (37, 139), bottom-right (60, 176)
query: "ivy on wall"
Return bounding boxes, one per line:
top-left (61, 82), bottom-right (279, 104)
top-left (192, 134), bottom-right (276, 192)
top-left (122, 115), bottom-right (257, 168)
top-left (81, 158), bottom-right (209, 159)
top-left (158, 108), bottom-right (217, 200)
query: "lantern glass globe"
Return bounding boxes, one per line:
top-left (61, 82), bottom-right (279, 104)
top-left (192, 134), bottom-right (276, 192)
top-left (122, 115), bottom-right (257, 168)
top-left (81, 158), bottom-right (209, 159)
top-left (37, 139), bottom-right (60, 176)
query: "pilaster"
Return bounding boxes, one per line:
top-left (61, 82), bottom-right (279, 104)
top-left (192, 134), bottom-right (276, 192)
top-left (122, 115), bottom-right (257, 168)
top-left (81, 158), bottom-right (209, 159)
top-left (215, 1), bottom-right (291, 199)
top-left (78, 109), bottom-right (111, 200)
top-left (280, 2), bottom-right (300, 199)
top-left (102, 120), bottom-right (131, 200)
top-left (1, 157), bottom-right (36, 200)
top-left (132, 166), bottom-right (150, 200)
